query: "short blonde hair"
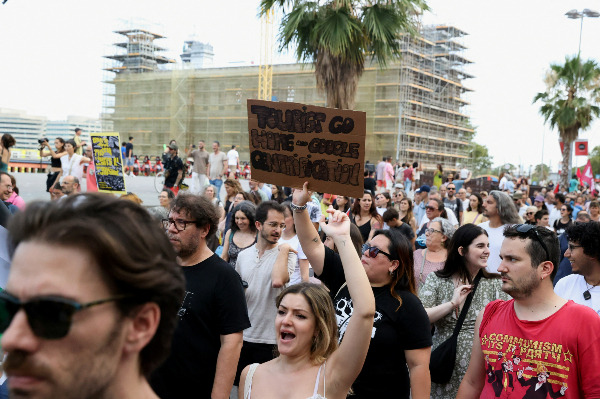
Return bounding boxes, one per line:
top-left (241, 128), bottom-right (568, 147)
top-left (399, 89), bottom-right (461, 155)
top-left (275, 283), bottom-right (338, 364)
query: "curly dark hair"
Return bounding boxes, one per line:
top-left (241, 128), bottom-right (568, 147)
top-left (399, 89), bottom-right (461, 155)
top-left (171, 193), bottom-right (219, 239)
top-left (7, 193), bottom-right (185, 377)
top-left (565, 222), bottom-right (600, 263)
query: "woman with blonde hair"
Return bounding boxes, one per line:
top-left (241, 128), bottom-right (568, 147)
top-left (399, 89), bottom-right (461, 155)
top-left (239, 208), bottom-right (375, 399)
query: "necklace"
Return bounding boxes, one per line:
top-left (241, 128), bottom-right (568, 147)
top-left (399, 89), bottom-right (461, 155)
top-left (583, 278), bottom-right (600, 301)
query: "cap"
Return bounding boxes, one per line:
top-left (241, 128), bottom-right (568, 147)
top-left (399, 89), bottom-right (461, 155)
top-left (168, 143), bottom-right (179, 151)
top-left (415, 185), bottom-right (430, 194)
top-left (534, 195), bottom-right (544, 202)
top-left (394, 183), bottom-right (404, 189)
top-left (512, 192), bottom-right (523, 200)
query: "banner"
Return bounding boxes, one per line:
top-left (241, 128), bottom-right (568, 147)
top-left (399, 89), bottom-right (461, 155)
top-left (581, 159), bottom-right (594, 188)
top-left (90, 133), bottom-right (126, 194)
top-left (575, 139), bottom-right (588, 156)
top-left (247, 99), bottom-right (366, 197)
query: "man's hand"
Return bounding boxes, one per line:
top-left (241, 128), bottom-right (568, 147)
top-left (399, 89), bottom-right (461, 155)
top-left (292, 181), bottom-right (311, 207)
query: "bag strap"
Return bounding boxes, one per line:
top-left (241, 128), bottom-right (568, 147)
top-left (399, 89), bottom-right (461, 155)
top-left (243, 363), bottom-right (259, 399)
top-left (335, 282), bottom-right (348, 298)
top-left (452, 270), bottom-right (483, 337)
top-left (418, 249), bottom-right (428, 285)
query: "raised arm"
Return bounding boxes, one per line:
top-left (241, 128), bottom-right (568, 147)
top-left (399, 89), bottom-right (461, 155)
top-left (292, 182), bottom-right (324, 274)
top-left (324, 209), bottom-right (375, 396)
top-left (271, 243), bottom-right (296, 288)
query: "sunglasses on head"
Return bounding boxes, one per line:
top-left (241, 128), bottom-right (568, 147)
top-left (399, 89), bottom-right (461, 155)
top-left (515, 224), bottom-right (550, 261)
top-left (0, 291), bottom-right (130, 340)
top-left (362, 244), bottom-right (394, 260)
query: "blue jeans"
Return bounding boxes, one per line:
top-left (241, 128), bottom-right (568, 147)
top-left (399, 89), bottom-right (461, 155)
top-left (210, 178), bottom-right (223, 200)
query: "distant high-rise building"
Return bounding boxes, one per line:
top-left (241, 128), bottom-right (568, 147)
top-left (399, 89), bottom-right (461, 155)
top-left (180, 40), bottom-right (214, 69)
top-left (0, 108), bottom-right (105, 153)
top-left (104, 29), bottom-right (175, 74)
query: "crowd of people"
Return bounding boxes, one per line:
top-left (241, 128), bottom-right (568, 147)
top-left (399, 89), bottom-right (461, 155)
top-left (0, 145), bottom-right (598, 399)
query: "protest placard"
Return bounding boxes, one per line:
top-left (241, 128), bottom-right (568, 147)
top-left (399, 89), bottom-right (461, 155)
top-left (90, 133), bottom-right (126, 194)
top-left (247, 99), bottom-right (366, 198)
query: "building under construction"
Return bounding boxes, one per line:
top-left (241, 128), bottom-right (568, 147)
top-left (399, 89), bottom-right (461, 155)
top-left (102, 25), bottom-right (473, 172)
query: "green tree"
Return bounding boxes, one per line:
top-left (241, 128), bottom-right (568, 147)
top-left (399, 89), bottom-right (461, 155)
top-left (470, 142), bottom-right (493, 175)
top-left (532, 163), bottom-right (550, 183)
top-left (260, 0), bottom-right (428, 109)
top-left (590, 145), bottom-right (600, 178)
top-left (533, 56), bottom-right (600, 189)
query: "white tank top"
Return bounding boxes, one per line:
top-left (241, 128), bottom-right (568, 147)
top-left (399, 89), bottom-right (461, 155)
top-left (244, 361), bottom-right (327, 399)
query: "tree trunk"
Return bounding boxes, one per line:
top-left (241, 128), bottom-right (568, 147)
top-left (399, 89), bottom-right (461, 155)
top-left (560, 138), bottom-right (572, 191)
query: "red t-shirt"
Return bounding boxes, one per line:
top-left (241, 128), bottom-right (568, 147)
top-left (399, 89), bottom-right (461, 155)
top-left (478, 299), bottom-right (600, 398)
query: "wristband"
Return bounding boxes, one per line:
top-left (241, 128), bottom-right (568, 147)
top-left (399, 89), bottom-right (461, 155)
top-left (290, 202), bottom-right (308, 212)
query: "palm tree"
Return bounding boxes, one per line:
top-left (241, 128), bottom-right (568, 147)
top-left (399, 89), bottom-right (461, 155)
top-left (260, 0), bottom-right (428, 110)
top-left (533, 56), bottom-right (600, 189)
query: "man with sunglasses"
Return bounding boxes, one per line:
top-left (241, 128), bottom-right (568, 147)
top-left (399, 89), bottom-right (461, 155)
top-left (555, 222), bottom-right (600, 315)
top-left (457, 224), bottom-right (600, 398)
top-left (1, 194), bottom-right (185, 399)
top-left (233, 200), bottom-right (296, 392)
top-left (443, 183), bottom-right (462, 222)
top-left (152, 194), bottom-right (250, 399)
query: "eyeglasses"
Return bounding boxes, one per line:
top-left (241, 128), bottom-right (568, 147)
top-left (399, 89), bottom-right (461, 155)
top-left (568, 243), bottom-right (582, 251)
top-left (515, 224), bottom-right (550, 261)
top-left (526, 212), bottom-right (534, 215)
top-left (265, 222), bottom-right (286, 229)
top-left (0, 291), bottom-right (130, 339)
top-left (425, 228), bottom-right (443, 235)
top-left (447, 187), bottom-right (456, 190)
top-left (425, 206), bottom-right (437, 211)
top-left (162, 218), bottom-right (197, 231)
top-left (362, 244), bottom-right (394, 260)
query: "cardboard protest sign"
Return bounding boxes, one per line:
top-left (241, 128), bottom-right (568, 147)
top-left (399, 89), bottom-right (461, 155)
top-left (90, 133), bottom-right (126, 195)
top-left (247, 99), bottom-right (366, 198)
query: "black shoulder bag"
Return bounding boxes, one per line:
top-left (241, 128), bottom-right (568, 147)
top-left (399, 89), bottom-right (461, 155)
top-left (429, 271), bottom-right (482, 384)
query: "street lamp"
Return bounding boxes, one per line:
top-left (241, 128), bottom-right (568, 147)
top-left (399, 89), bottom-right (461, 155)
top-left (563, 9), bottom-right (599, 182)
top-left (565, 9), bottom-right (600, 56)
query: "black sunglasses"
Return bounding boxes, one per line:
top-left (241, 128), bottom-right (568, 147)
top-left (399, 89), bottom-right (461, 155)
top-left (362, 244), bottom-right (394, 260)
top-left (0, 291), bottom-right (130, 340)
top-left (515, 224), bottom-right (550, 261)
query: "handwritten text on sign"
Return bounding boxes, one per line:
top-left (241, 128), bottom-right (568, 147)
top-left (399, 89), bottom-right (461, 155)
top-left (247, 100), bottom-right (365, 197)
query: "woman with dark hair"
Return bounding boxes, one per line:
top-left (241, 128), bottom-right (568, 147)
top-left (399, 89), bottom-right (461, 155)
top-left (270, 185), bottom-right (286, 204)
top-left (419, 224), bottom-right (508, 398)
top-left (0, 133), bottom-right (16, 173)
top-left (351, 191), bottom-right (383, 243)
top-left (40, 137), bottom-right (67, 197)
top-left (333, 195), bottom-right (351, 215)
top-left (293, 183), bottom-right (432, 399)
top-left (221, 201), bottom-right (257, 269)
top-left (239, 208), bottom-right (375, 399)
top-left (461, 193), bottom-right (487, 226)
top-left (148, 189), bottom-right (174, 221)
top-left (59, 139), bottom-right (90, 181)
top-left (553, 203), bottom-right (573, 235)
top-left (375, 192), bottom-right (392, 217)
top-left (433, 164), bottom-right (444, 189)
top-left (398, 197), bottom-right (417, 232)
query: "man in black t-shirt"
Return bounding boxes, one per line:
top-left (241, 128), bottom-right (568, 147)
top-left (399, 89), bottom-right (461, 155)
top-left (151, 194), bottom-right (250, 399)
top-left (382, 208), bottom-right (415, 247)
top-left (364, 170), bottom-right (377, 196)
top-left (163, 143), bottom-right (184, 192)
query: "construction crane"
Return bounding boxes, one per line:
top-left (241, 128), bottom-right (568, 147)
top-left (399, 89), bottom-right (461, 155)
top-left (258, 8), bottom-right (274, 101)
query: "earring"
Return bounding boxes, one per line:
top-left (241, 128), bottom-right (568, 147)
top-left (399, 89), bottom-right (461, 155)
top-left (389, 269), bottom-right (395, 276)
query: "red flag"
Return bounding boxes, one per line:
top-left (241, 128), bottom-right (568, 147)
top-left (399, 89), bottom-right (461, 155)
top-left (554, 184), bottom-right (559, 194)
top-left (577, 168), bottom-right (583, 185)
top-left (581, 159), bottom-right (594, 188)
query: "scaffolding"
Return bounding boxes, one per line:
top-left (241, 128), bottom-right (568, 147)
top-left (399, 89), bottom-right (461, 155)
top-left (101, 25), bottom-right (474, 171)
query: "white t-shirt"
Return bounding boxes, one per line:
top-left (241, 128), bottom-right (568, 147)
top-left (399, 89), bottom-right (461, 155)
top-left (549, 207), bottom-right (561, 227)
top-left (227, 149), bottom-right (239, 166)
top-left (480, 221), bottom-right (507, 274)
top-left (280, 234), bottom-right (308, 286)
top-left (60, 153), bottom-right (84, 180)
top-left (460, 168), bottom-right (469, 179)
top-left (555, 274), bottom-right (600, 316)
top-left (235, 244), bottom-right (296, 344)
